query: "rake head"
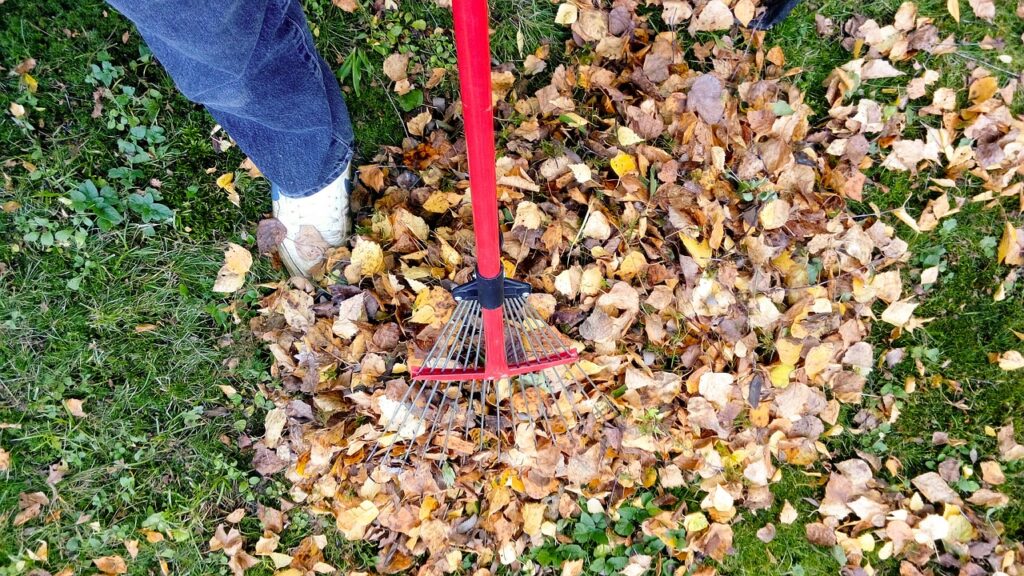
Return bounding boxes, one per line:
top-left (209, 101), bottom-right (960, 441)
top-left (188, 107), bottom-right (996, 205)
top-left (368, 277), bottom-right (595, 465)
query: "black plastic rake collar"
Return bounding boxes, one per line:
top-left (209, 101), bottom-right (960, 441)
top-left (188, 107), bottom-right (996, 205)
top-left (451, 270), bottom-right (532, 310)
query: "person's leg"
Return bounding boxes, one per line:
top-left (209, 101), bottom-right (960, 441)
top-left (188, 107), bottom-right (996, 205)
top-left (108, 0), bottom-right (355, 276)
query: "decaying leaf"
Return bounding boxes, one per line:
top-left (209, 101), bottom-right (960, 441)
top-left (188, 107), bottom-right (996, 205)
top-left (257, 218), bottom-right (287, 255)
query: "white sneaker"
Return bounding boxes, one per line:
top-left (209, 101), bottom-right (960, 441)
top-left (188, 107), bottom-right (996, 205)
top-left (271, 163), bottom-right (352, 279)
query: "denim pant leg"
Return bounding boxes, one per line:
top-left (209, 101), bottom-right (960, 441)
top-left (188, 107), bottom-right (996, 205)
top-left (107, 0), bottom-right (354, 198)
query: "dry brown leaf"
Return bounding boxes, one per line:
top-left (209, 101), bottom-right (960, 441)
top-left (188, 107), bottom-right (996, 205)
top-left (581, 210), bottom-right (612, 240)
top-left (93, 555), bottom-right (128, 575)
top-left (383, 53), bottom-right (409, 82)
top-left (759, 199), bottom-right (791, 230)
top-left (125, 539), bottom-right (140, 560)
top-left (555, 3), bottom-right (578, 25)
top-left (687, 74), bottom-right (725, 124)
top-left (912, 472), bottom-right (959, 504)
top-left (780, 500), bottom-right (798, 524)
top-left (332, 0), bottom-right (359, 12)
top-left (14, 492), bottom-right (48, 526)
top-left (688, 0), bottom-right (733, 33)
top-left (212, 243), bottom-right (253, 293)
top-left (64, 398), bottom-right (87, 417)
top-left (996, 350), bottom-right (1024, 371)
top-left (332, 293), bottom-right (367, 339)
top-left (968, 0), bottom-right (995, 21)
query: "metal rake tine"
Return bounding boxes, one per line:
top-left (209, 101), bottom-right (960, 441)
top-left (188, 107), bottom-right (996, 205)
top-left (478, 377), bottom-right (490, 453)
top-left (412, 382), bottom-right (455, 463)
top-left (404, 302), bottom-right (480, 461)
top-left (520, 300), bottom-right (603, 398)
top-left (461, 377), bottom-right (477, 466)
top-left (523, 299), bottom-right (623, 418)
top-left (384, 301), bottom-right (477, 464)
top-left (513, 299), bottom-right (581, 439)
top-left (370, 377), bottom-right (429, 464)
top-left (368, 301), bottom-right (477, 463)
top-left (509, 298), bottom-right (585, 425)
top-left (423, 301), bottom-right (483, 461)
top-left (470, 309), bottom-right (487, 451)
top-left (441, 382), bottom-right (461, 456)
top-left (505, 302), bottom-right (556, 439)
top-left (491, 377), bottom-right (499, 457)
top-left (506, 298), bottom-right (578, 442)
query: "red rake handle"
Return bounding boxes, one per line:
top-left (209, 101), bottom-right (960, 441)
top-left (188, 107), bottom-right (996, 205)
top-left (452, 0), bottom-right (510, 376)
top-left (452, 0), bottom-right (502, 278)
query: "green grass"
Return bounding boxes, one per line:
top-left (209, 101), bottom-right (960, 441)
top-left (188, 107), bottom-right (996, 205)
top-left (2, 0), bottom-right (1022, 574)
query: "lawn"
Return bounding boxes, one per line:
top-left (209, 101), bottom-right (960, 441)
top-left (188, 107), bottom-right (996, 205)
top-left (1, 0), bottom-right (1022, 575)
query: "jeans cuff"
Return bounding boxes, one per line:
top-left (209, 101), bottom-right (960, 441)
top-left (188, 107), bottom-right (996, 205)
top-left (276, 138), bottom-right (354, 199)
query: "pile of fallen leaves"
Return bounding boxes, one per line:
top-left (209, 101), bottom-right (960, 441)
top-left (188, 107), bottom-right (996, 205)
top-left (233, 1), bottom-right (1024, 575)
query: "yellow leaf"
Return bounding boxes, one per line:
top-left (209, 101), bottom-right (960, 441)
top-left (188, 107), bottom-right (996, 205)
top-left (769, 364), bottom-right (794, 387)
top-left (683, 512), bottom-right (709, 533)
top-left (616, 126), bottom-right (644, 146)
top-left (804, 343), bottom-right (834, 379)
top-left (759, 199), bottom-right (791, 230)
top-left (881, 299), bottom-right (918, 328)
top-left (680, 234), bottom-right (712, 268)
top-left (775, 338), bottom-right (802, 365)
top-left (22, 73), bottom-right (38, 93)
top-left (554, 3), bottom-right (578, 25)
top-left (422, 191), bottom-right (461, 213)
top-left (969, 76), bottom-right (999, 105)
top-left (216, 172), bottom-right (235, 192)
top-left (893, 207), bottom-right (922, 233)
top-left (610, 152), bottom-right (637, 177)
top-left (216, 172), bottom-right (240, 207)
top-left (212, 242), bottom-right (252, 293)
top-left (947, 0), bottom-right (960, 21)
top-left (617, 250), bottom-right (647, 281)
top-left (579, 265), bottom-right (604, 296)
top-left (409, 286), bottom-right (454, 326)
top-left (395, 207), bottom-right (430, 241)
top-left (347, 238), bottom-right (385, 279)
top-left (522, 503), bottom-right (546, 536)
top-left (335, 500), bottom-right (379, 540)
top-left (997, 222), bottom-right (1020, 265)
top-left (438, 237), bottom-right (462, 269)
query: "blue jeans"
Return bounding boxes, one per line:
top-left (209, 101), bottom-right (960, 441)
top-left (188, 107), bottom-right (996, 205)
top-left (108, 0), bottom-right (354, 198)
